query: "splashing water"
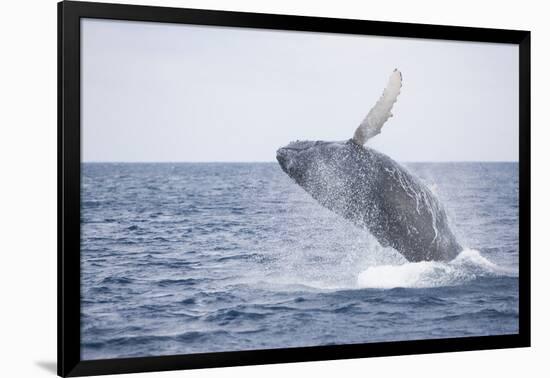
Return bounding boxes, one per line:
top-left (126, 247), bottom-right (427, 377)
top-left (357, 249), bottom-right (514, 289)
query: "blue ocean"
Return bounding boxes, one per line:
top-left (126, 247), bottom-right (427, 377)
top-left (81, 162), bottom-right (519, 360)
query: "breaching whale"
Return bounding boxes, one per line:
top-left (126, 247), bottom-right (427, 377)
top-left (276, 70), bottom-right (462, 262)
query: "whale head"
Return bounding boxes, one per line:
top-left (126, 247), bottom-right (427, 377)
top-left (277, 140), bottom-right (366, 196)
top-left (276, 140), bottom-right (319, 178)
top-left (276, 140), bottom-right (349, 187)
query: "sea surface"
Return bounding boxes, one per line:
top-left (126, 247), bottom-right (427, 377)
top-left (81, 162), bottom-right (519, 360)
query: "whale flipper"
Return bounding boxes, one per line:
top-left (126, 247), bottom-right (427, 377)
top-left (352, 69), bottom-right (402, 145)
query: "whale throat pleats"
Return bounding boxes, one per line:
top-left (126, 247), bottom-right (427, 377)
top-left (352, 69), bottom-right (402, 145)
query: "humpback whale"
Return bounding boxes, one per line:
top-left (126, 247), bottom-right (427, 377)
top-left (276, 70), bottom-right (462, 262)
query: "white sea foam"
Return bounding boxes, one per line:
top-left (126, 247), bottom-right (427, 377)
top-left (356, 249), bottom-right (513, 289)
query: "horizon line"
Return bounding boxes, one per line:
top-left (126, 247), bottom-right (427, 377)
top-left (81, 160), bottom-right (520, 164)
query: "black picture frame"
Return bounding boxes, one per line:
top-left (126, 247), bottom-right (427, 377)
top-left (58, 1), bottom-right (531, 376)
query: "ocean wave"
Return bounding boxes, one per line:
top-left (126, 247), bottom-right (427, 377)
top-left (357, 249), bottom-right (515, 289)
top-left (83, 330), bottom-right (231, 350)
top-left (156, 278), bottom-right (203, 287)
top-left (204, 309), bottom-right (269, 324)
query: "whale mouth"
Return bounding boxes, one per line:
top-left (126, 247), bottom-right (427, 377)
top-left (276, 148), bottom-right (292, 174)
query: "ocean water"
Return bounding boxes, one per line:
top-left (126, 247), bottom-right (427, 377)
top-left (81, 162), bottom-right (519, 360)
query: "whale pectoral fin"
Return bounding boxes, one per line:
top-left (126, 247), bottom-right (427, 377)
top-left (352, 69), bottom-right (402, 145)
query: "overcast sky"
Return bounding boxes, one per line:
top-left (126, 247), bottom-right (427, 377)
top-left (81, 18), bottom-right (518, 162)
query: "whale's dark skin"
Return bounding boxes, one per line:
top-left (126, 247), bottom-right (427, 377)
top-left (276, 139), bottom-right (462, 262)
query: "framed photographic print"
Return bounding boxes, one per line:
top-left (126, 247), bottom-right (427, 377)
top-left (58, 1), bottom-right (530, 376)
